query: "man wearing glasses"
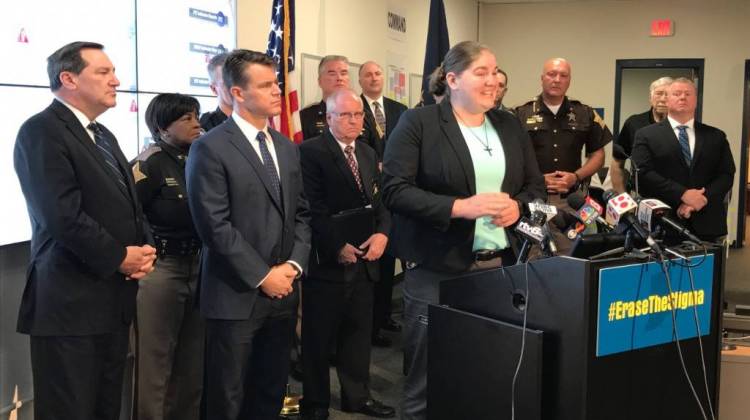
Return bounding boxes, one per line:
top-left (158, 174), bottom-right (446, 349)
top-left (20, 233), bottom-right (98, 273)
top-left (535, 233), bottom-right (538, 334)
top-left (298, 89), bottom-right (395, 419)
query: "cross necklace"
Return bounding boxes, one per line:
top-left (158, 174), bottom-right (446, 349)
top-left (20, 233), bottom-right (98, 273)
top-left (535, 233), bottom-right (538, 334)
top-left (454, 111), bottom-right (493, 156)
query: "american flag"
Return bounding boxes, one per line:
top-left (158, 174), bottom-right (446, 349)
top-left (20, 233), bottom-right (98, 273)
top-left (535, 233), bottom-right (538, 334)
top-left (266, 0), bottom-right (302, 142)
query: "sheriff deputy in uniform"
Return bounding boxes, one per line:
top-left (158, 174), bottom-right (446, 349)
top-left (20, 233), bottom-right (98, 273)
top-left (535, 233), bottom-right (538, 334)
top-left (131, 93), bottom-right (205, 420)
top-left (514, 58), bottom-right (612, 253)
top-left (300, 55), bottom-right (351, 140)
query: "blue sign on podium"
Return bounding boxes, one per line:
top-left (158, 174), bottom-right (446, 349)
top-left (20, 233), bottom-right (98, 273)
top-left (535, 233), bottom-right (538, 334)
top-left (596, 254), bottom-right (714, 357)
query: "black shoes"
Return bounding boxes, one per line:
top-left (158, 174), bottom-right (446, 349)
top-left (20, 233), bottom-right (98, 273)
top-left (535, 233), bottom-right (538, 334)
top-left (371, 332), bottom-right (392, 347)
top-left (342, 398), bottom-right (396, 418)
top-left (300, 408), bottom-right (329, 420)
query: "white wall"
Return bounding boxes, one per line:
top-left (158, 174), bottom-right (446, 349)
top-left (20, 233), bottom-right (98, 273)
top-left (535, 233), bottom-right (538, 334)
top-left (480, 0), bottom-right (750, 242)
top-left (237, 0), bottom-right (478, 106)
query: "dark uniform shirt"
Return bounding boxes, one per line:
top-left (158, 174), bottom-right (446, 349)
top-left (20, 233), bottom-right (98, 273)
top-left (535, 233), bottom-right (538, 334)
top-left (131, 140), bottom-right (199, 253)
top-left (300, 100), bottom-right (381, 151)
top-left (199, 107), bottom-right (229, 132)
top-left (615, 108), bottom-right (656, 158)
top-left (514, 95), bottom-right (612, 175)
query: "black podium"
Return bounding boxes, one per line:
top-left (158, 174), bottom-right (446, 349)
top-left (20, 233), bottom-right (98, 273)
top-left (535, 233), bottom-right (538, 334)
top-left (427, 248), bottom-right (724, 420)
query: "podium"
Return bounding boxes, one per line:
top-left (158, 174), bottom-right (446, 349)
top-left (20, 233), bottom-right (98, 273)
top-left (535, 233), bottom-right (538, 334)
top-left (427, 247), bottom-right (724, 420)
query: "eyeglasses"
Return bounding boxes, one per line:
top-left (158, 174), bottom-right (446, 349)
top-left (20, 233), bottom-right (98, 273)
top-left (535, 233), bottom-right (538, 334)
top-left (331, 111), bottom-right (365, 120)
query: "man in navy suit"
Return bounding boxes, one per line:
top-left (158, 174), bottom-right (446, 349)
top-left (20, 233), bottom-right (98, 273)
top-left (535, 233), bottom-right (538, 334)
top-left (13, 41), bottom-right (156, 420)
top-left (632, 77), bottom-right (735, 243)
top-left (186, 49), bottom-right (311, 420)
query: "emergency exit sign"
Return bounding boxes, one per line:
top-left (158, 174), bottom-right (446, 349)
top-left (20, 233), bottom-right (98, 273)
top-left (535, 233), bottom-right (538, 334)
top-left (650, 19), bottom-right (674, 37)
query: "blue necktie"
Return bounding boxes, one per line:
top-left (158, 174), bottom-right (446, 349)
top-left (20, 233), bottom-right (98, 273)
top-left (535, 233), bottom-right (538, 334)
top-left (256, 131), bottom-right (281, 202)
top-left (677, 125), bottom-right (692, 166)
top-left (87, 122), bottom-right (128, 190)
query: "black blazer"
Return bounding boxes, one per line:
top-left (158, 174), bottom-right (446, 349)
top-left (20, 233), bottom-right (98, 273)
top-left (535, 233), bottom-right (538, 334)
top-left (186, 117), bottom-right (312, 320)
top-left (299, 130), bottom-right (391, 282)
top-left (381, 100), bottom-right (546, 273)
top-left (13, 99), bottom-right (146, 335)
top-left (361, 95), bottom-right (407, 160)
top-left (631, 119), bottom-right (735, 238)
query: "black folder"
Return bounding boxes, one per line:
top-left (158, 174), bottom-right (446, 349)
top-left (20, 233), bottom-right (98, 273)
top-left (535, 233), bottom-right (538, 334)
top-left (330, 206), bottom-right (375, 247)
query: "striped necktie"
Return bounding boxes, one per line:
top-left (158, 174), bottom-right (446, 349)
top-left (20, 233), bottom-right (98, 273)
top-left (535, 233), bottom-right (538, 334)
top-left (676, 125), bottom-right (692, 166)
top-left (344, 145), bottom-right (364, 192)
top-left (87, 122), bottom-right (128, 190)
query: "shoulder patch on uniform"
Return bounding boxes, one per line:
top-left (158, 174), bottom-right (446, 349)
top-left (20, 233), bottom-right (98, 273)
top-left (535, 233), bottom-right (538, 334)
top-left (133, 145), bottom-right (162, 162)
top-left (593, 109), bottom-right (606, 128)
top-left (132, 160), bottom-right (147, 183)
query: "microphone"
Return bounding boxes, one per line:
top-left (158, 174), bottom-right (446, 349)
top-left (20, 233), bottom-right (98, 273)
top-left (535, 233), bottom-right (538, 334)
top-left (528, 199), bottom-right (558, 255)
top-left (612, 143), bottom-right (630, 161)
top-left (603, 190), bottom-right (664, 256)
top-left (514, 209), bottom-right (547, 264)
top-left (637, 198), bottom-right (703, 244)
top-left (566, 192), bottom-right (611, 230)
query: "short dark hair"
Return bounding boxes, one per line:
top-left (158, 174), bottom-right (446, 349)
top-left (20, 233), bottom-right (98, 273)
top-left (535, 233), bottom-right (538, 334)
top-left (497, 67), bottom-right (508, 85)
top-left (207, 53), bottom-right (229, 82)
top-left (47, 41), bottom-right (104, 91)
top-left (222, 49), bottom-right (276, 91)
top-left (145, 93), bottom-right (200, 140)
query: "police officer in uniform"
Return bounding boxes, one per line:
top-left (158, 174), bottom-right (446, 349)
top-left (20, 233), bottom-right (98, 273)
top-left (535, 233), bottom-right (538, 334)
top-left (131, 93), bottom-right (205, 420)
top-left (514, 58), bottom-right (611, 253)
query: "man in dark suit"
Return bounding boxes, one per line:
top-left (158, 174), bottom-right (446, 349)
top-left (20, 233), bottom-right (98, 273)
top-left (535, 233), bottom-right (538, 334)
top-left (13, 41), bottom-right (156, 420)
top-left (358, 61), bottom-right (407, 160)
top-left (185, 49), bottom-right (311, 420)
top-left (357, 60), bottom-right (408, 347)
top-left (631, 77), bottom-right (735, 242)
top-left (298, 89), bottom-right (395, 420)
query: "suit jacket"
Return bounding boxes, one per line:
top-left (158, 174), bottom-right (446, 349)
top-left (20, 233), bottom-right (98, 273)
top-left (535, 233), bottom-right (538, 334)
top-left (299, 130), bottom-right (391, 283)
top-left (381, 100), bottom-right (546, 273)
top-left (361, 95), bottom-right (408, 160)
top-left (13, 99), bottom-right (146, 335)
top-left (631, 119), bottom-right (735, 238)
top-left (186, 117), bottom-right (312, 320)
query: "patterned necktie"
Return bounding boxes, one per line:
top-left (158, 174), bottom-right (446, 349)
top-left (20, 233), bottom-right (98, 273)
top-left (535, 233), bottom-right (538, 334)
top-left (87, 122), bottom-right (128, 190)
top-left (677, 125), bottom-right (692, 166)
top-left (372, 101), bottom-right (386, 137)
top-left (256, 131), bottom-right (281, 202)
top-left (344, 145), bottom-right (363, 192)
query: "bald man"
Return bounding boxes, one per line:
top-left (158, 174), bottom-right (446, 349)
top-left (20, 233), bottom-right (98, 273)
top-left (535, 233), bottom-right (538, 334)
top-left (514, 58), bottom-right (612, 253)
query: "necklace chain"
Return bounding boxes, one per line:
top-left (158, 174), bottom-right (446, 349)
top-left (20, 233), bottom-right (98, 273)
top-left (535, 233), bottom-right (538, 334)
top-left (454, 111), bottom-right (493, 156)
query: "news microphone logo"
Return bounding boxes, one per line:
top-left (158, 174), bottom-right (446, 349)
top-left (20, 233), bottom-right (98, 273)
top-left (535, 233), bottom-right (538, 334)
top-left (637, 198), bottom-right (671, 231)
top-left (515, 217), bottom-right (545, 243)
top-left (528, 201), bottom-right (558, 222)
top-left (605, 192), bottom-right (638, 226)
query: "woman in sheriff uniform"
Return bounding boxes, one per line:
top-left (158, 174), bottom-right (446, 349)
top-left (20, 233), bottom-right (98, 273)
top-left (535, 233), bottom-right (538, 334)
top-left (131, 93), bottom-right (204, 420)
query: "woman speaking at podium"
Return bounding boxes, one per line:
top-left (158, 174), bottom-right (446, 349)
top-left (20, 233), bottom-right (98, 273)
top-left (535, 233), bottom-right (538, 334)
top-left (381, 41), bottom-right (545, 419)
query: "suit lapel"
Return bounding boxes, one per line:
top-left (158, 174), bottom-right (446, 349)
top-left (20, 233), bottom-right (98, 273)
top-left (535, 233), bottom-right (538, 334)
top-left (51, 101), bottom-right (133, 202)
top-left (384, 98), bottom-right (397, 138)
top-left (270, 129), bottom-right (295, 218)
top-left (691, 122), bottom-right (705, 169)
top-left (658, 120), bottom-right (690, 171)
top-left (225, 119), bottom-right (283, 213)
top-left (439, 101), bottom-right (476, 195)
top-left (323, 131), bottom-right (362, 195)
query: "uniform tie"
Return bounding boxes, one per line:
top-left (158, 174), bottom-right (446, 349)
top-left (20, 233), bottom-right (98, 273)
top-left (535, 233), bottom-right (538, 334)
top-left (87, 122), bottom-right (128, 190)
top-left (677, 125), bottom-right (692, 166)
top-left (256, 131), bottom-right (281, 202)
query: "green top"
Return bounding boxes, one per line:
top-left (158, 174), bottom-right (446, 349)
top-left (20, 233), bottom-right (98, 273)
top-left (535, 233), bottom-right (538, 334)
top-left (458, 118), bottom-right (509, 251)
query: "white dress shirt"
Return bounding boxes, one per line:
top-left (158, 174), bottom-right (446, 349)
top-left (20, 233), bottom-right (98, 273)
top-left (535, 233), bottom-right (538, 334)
top-left (56, 97), bottom-right (96, 142)
top-left (667, 115), bottom-right (696, 156)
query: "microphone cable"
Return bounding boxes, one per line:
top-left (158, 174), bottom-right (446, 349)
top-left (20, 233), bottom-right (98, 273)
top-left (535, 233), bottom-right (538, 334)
top-left (510, 260), bottom-right (530, 420)
top-left (658, 256), bottom-right (711, 420)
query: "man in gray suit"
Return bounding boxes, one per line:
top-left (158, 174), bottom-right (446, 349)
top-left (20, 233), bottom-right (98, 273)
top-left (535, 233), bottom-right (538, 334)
top-left (186, 49), bottom-right (311, 420)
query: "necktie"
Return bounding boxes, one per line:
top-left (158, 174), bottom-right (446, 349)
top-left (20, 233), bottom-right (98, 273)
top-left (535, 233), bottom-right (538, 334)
top-left (87, 122), bottom-right (128, 190)
top-left (677, 125), bottom-right (692, 166)
top-left (344, 145), bottom-right (363, 192)
top-left (372, 101), bottom-right (386, 137)
top-left (256, 131), bottom-right (281, 202)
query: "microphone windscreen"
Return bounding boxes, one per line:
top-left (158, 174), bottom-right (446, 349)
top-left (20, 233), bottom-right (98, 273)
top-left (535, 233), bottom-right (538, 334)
top-left (612, 143), bottom-right (630, 160)
top-left (566, 191), bottom-right (586, 210)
